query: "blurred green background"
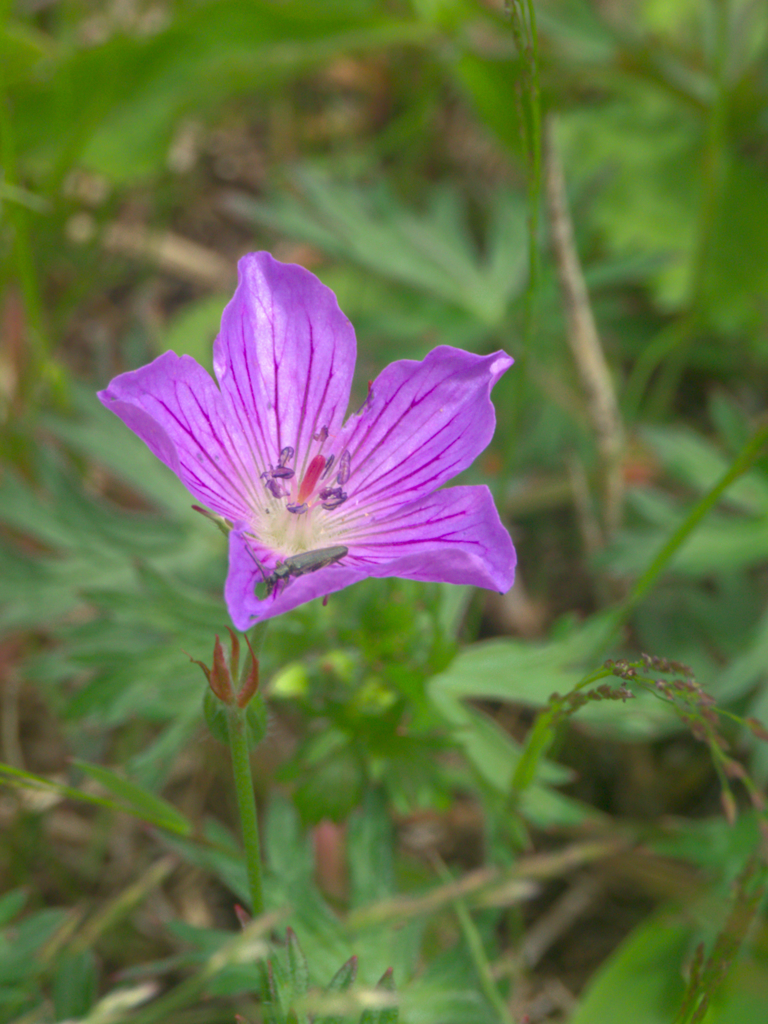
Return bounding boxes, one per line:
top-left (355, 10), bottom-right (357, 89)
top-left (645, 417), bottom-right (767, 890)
top-left (2, 1), bottom-right (768, 1022)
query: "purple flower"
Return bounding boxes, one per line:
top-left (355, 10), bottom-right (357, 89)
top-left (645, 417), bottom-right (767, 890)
top-left (98, 253), bottom-right (516, 629)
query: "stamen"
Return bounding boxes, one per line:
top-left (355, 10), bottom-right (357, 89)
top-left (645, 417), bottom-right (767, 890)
top-left (336, 450), bottom-right (351, 485)
top-left (286, 502), bottom-right (309, 515)
top-left (320, 486), bottom-right (347, 510)
top-left (321, 454), bottom-right (336, 479)
top-left (297, 454), bottom-right (326, 503)
top-left (278, 446), bottom-right (294, 467)
top-left (271, 466), bottom-right (294, 479)
top-left (313, 426), bottom-right (329, 443)
top-left (265, 477), bottom-right (286, 499)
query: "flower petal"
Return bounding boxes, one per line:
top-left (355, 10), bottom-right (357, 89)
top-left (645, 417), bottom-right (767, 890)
top-left (351, 485), bottom-right (515, 590)
top-left (331, 346), bottom-right (512, 529)
top-left (98, 351), bottom-right (259, 522)
top-left (224, 486), bottom-right (515, 628)
top-left (213, 253), bottom-right (356, 481)
top-left (224, 528), bottom-right (370, 630)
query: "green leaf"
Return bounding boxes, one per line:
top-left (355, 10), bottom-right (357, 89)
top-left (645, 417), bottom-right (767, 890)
top-left (327, 956), bottom-right (358, 993)
top-left (451, 48), bottom-right (527, 158)
top-left (267, 953), bottom-right (291, 1024)
top-left (0, 908), bottom-right (69, 985)
top-left (223, 172), bottom-right (526, 327)
top-left (0, 20), bottom-right (51, 87)
top-left (52, 951), bottom-right (98, 1021)
top-left (360, 968), bottom-right (398, 1024)
top-left (72, 760), bottom-right (192, 835)
top-left (568, 913), bottom-right (688, 1024)
top-left (0, 761), bottom-right (190, 834)
top-left (164, 819), bottom-right (250, 906)
top-left (349, 791), bottom-right (394, 909)
top-left (0, 889), bottom-right (27, 928)
top-left (642, 426), bottom-right (768, 515)
top-left (609, 489), bottom-right (768, 577)
top-left (13, 2), bottom-right (429, 185)
top-left (286, 929), bottom-right (310, 998)
top-left (707, 958), bottom-right (768, 1023)
top-left (293, 745), bottom-right (364, 825)
top-left (430, 612), bottom-right (675, 744)
top-left (315, 955), bottom-right (359, 1024)
top-left (42, 387), bottom-right (191, 514)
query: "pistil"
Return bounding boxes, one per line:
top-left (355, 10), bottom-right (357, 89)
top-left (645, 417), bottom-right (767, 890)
top-left (297, 454), bottom-right (327, 504)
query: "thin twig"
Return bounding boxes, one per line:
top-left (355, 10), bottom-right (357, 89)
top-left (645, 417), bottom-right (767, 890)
top-left (566, 456), bottom-right (603, 558)
top-left (103, 223), bottom-right (236, 288)
top-left (346, 838), bottom-right (625, 931)
top-left (544, 114), bottom-right (625, 540)
top-left (521, 873), bottom-right (602, 969)
top-left (1, 668), bottom-right (24, 770)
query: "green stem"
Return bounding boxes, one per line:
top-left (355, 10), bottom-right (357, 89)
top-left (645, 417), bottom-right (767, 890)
top-left (645, 0), bottom-right (730, 418)
top-left (227, 620), bottom-right (270, 916)
top-left (511, 418), bottom-right (768, 803)
top-left (506, 0), bottom-right (542, 472)
top-left (434, 858), bottom-right (515, 1024)
top-left (509, 418), bottom-right (768, 820)
top-left (0, 34), bottom-right (50, 392)
top-left (603, 416), bottom-right (768, 646)
top-left (227, 703), bottom-right (265, 916)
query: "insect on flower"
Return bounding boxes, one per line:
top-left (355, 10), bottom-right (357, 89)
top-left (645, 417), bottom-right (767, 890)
top-left (99, 252), bottom-right (516, 629)
top-left (250, 545), bottom-right (349, 596)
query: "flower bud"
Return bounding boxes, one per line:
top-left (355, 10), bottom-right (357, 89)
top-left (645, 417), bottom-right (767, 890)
top-left (189, 627), bottom-right (259, 708)
top-left (190, 629), bottom-right (265, 747)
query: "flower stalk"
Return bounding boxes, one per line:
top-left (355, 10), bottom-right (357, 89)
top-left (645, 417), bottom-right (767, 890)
top-left (228, 621), bottom-right (269, 916)
top-left (227, 701), bottom-right (264, 916)
top-left (191, 624), bottom-right (269, 916)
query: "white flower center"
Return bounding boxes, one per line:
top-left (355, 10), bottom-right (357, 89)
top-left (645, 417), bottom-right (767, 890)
top-left (253, 443), bottom-right (351, 558)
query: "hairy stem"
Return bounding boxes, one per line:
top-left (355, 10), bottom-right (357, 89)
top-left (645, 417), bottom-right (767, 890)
top-left (227, 704), bottom-right (264, 916)
top-left (226, 620), bottom-right (270, 915)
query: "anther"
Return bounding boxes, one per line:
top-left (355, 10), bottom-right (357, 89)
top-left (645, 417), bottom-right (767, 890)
top-left (313, 426), bottom-right (329, 443)
top-left (265, 477), bottom-right (286, 499)
top-left (271, 466), bottom-right (294, 479)
top-left (278, 446), bottom-right (294, 467)
top-left (286, 502), bottom-right (309, 515)
top-left (321, 454), bottom-right (335, 479)
top-left (336, 450), bottom-right (351, 485)
top-left (320, 488), bottom-right (347, 510)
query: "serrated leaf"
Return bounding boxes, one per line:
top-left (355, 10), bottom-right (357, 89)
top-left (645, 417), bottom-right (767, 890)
top-left (430, 612), bottom-right (676, 748)
top-left (315, 955), bottom-right (359, 1024)
top-left (286, 929), bottom-right (309, 999)
top-left (349, 791), bottom-right (394, 909)
top-left (223, 172), bottom-right (526, 326)
top-left (359, 968), bottom-right (398, 1024)
top-left (268, 954), bottom-right (291, 1023)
